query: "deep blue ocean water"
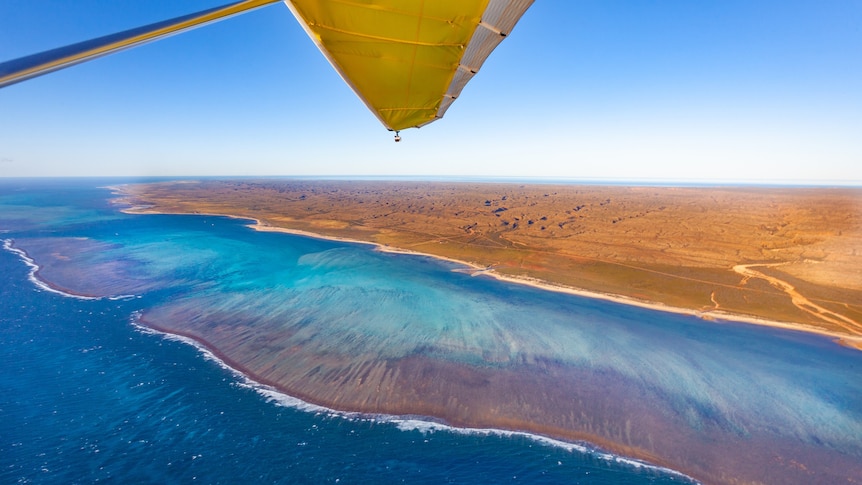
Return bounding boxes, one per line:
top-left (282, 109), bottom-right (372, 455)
top-left (0, 179), bottom-right (698, 484)
top-left (1, 179), bottom-right (860, 484)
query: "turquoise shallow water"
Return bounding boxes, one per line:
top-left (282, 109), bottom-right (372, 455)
top-left (1, 179), bottom-right (861, 484)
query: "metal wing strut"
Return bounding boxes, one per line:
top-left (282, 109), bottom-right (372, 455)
top-left (0, 0), bottom-right (281, 89)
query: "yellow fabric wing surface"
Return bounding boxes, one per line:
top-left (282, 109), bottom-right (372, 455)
top-left (285, 0), bottom-right (533, 131)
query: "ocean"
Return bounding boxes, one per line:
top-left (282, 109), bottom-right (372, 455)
top-left (1, 178), bottom-right (860, 484)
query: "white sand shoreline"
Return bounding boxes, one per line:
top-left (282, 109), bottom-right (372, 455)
top-left (118, 204), bottom-right (862, 350)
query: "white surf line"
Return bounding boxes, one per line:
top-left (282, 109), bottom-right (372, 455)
top-left (733, 263), bottom-right (862, 335)
top-left (116, 202), bottom-right (851, 342)
top-left (129, 314), bottom-right (697, 483)
top-left (389, 418), bottom-right (697, 481)
top-left (2, 238), bottom-right (102, 301)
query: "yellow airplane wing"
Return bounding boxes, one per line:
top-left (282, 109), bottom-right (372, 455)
top-left (284, 0), bottom-right (534, 131)
top-left (0, 0), bottom-right (533, 134)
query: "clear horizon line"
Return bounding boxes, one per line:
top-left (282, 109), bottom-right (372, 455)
top-left (1, 174), bottom-right (860, 188)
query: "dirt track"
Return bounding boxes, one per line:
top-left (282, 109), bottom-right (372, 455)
top-left (116, 180), bottom-right (862, 340)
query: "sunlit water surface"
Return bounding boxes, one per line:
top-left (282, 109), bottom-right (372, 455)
top-left (1, 179), bottom-right (860, 484)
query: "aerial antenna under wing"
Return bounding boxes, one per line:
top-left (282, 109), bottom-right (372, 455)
top-left (0, 0), bottom-right (534, 138)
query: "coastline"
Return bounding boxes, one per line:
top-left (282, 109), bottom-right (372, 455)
top-left (61, 205), bottom-right (712, 478)
top-left (10, 190), bottom-right (859, 484)
top-left (119, 205), bottom-right (862, 351)
top-left (255, 220), bottom-right (862, 351)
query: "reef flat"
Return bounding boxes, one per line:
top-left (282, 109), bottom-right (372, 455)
top-left (5, 178), bottom-right (862, 484)
top-left (117, 179), bottom-right (862, 346)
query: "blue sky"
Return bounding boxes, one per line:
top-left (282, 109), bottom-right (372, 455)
top-left (1, 0), bottom-right (860, 183)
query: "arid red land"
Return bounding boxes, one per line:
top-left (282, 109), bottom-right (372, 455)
top-left (117, 180), bottom-right (862, 347)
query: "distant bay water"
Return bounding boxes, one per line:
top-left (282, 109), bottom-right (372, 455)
top-left (1, 179), bottom-right (860, 484)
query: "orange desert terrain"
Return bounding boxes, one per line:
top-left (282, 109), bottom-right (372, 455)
top-left (117, 180), bottom-right (862, 348)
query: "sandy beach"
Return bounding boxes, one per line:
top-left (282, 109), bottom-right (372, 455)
top-left (254, 218), bottom-right (862, 346)
top-left (9, 182), bottom-right (857, 485)
top-left (114, 180), bottom-right (862, 351)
